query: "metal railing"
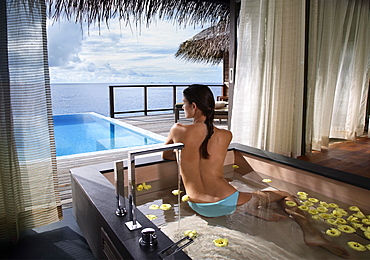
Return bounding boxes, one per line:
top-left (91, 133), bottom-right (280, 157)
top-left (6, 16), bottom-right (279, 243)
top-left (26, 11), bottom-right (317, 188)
top-left (109, 84), bottom-right (224, 118)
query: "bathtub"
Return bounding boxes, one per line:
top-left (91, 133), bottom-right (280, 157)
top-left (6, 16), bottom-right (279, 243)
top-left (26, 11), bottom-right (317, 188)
top-left (70, 143), bottom-right (370, 259)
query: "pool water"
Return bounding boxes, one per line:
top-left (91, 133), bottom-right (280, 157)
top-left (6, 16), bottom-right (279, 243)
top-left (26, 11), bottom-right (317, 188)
top-left (53, 113), bottom-right (162, 157)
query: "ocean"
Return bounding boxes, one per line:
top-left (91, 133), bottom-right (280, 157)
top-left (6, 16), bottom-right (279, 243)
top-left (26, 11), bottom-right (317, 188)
top-left (50, 83), bottom-right (223, 117)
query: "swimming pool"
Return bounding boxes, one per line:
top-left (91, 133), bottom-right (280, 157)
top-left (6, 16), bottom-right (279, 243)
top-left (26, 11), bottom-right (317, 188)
top-left (53, 113), bottom-right (163, 157)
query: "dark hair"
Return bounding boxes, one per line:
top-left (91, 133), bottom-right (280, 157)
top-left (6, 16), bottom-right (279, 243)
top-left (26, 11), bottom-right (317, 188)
top-left (183, 84), bottom-right (215, 159)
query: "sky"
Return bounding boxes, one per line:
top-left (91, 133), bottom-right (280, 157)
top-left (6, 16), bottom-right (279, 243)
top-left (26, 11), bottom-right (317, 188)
top-left (47, 18), bottom-right (223, 84)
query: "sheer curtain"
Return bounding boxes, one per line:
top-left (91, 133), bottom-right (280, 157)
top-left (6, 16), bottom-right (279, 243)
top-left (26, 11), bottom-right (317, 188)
top-left (0, 0), bottom-right (61, 242)
top-left (230, 0), bottom-right (305, 157)
top-left (306, 0), bottom-right (370, 151)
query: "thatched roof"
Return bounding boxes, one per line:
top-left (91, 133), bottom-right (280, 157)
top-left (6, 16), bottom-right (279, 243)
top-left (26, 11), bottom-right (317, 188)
top-left (48, 0), bottom-right (230, 28)
top-left (175, 20), bottom-right (229, 65)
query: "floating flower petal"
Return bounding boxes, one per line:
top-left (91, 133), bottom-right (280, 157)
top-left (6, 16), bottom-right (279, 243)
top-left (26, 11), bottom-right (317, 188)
top-left (317, 206), bottom-right (329, 213)
top-left (326, 228), bottom-right (341, 237)
top-left (297, 191), bottom-right (308, 196)
top-left (328, 203), bottom-right (339, 208)
top-left (347, 241), bottom-right (367, 251)
top-left (182, 195), bottom-right (189, 202)
top-left (184, 230), bottom-right (198, 239)
top-left (338, 225), bottom-right (356, 233)
top-left (136, 184), bottom-right (144, 191)
top-left (362, 219), bottom-right (370, 225)
top-left (320, 201), bottom-right (329, 208)
top-left (308, 209), bottom-right (319, 215)
top-left (299, 195), bottom-right (308, 201)
top-left (326, 219), bottom-right (337, 225)
top-left (353, 211), bottom-right (366, 219)
top-left (349, 206), bottom-right (360, 211)
top-left (319, 213), bottom-right (332, 220)
top-left (311, 215), bottom-right (320, 220)
top-left (171, 189), bottom-right (183, 196)
top-left (298, 205), bottom-right (309, 211)
top-left (336, 208), bottom-right (348, 216)
top-left (232, 165), bottom-right (239, 169)
top-left (142, 182), bottom-right (152, 190)
top-left (335, 218), bottom-right (347, 225)
top-left (262, 179), bottom-right (272, 183)
top-left (285, 201), bottom-right (297, 207)
top-left (351, 222), bottom-right (363, 230)
top-left (347, 215), bottom-right (360, 223)
top-left (366, 244), bottom-right (370, 251)
top-left (303, 201), bottom-right (314, 207)
top-left (149, 204), bottom-right (159, 210)
top-left (146, 214), bottom-right (157, 220)
top-left (308, 198), bottom-right (319, 203)
top-left (331, 210), bottom-right (343, 218)
top-left (160, 204), bottom-right (172, 210)
top-left (213, 238), bottom-right (229, 247)
top-left (364, 231), bottom-right (370, 240)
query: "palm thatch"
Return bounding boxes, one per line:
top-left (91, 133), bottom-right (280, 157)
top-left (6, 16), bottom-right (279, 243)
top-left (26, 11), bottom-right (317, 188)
top-left (175, 20), bottom-right (229, 65)
top-left (47, 0), bottom-right (230, 28)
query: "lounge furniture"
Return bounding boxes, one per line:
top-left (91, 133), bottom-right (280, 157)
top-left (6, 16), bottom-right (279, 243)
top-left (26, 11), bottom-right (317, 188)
top-left (174, 102), bottom-right (228, 123)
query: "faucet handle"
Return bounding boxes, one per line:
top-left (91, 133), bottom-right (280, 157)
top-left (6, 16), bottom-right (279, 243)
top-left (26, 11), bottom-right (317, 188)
top-left (139, 228), bottom-right (158, 247)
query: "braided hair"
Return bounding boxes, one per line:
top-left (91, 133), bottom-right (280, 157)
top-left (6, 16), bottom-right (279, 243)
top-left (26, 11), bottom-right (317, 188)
top-left (183, 84), bottom-right (215, 159)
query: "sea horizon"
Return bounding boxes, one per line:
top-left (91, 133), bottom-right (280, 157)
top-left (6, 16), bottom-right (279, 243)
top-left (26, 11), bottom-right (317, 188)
top-left (51, 82), bottom-right (223, 117)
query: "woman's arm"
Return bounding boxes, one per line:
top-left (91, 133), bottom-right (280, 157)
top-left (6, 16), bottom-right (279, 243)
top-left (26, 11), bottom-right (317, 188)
top-left (162, 124), bottom-right (178, 160)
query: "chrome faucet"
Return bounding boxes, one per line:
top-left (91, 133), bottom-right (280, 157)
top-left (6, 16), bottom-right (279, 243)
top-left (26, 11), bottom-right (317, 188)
top-left (115, 143), bottom-right (184, 231)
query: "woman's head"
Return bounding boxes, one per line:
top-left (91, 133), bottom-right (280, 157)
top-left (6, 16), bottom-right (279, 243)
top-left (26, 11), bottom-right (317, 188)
top-left (183, 84), bottom-right (215, 159)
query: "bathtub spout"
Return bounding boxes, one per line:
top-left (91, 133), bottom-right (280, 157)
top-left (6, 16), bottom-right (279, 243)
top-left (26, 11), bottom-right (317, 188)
top-left (124, 143), bottom-right (184, 231)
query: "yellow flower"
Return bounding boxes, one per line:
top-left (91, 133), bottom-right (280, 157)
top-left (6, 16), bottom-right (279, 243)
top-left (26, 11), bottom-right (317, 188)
top-left (136, 184), bottom-right (144, 191)
top-left (303, 201), bottom-right (314, 207)
top-left (299, 195), bottom-right (308, 201)
top-left (353, 211), bottom-right (366, 219)
top-left (347, 241), bottom-right (367, 251)
top-left (317, 206), bottom-right (328, 213)
top-left (349, 206), bottom-right (360, 211)
top-left (311, 215), bottom-right (320, 220)
top-left (298, 205), bottom-right (309, 211)
top-left (326, 228), bottom-right (341, 237)
top-left (326, 219), bottom-right (337, 225)
top-left (181, 195), bottom-right (189, 202)
top-left (328, 203), bottom-right (339, 208)
top-left (362, 219), bottom-right (370, 225)
top-left (320, 201), bottom-right (329, 208)
top-left (308, 209), bottom-right (319, 215)
top-left (171, 189), bottom-right (183, 196)
top-left (297, 191), bottom-right (308, 196)
top-left (232, 165), bottom-right (239, 169)
top-left (331, 210), bottom-right (343, 218)
top-left (351, 222), bottom-right (363, 230)
top-left (319, 213), bottom-right (332, 220)
top-left (160, 204), bottom-right (172, 210)
top-left (360, 226), bottom-right (370, 232)
top-left (335, 218), bottom-right (347, 225)
top-left (364, 231), bottom-right (370, 240)
top-left (142, 182), bottom-right (152, 190)
top-left (308, 198), bottom-right (319, 203)
top-left (347, 215), bottom-right (360, 223)
top-left (213, 238), bottom-right (229, 247)
top-left (149, 204), bottom-right (159, 210)
top-left (366, 244), bottom-right (370, 251)
top-left (184, 230), bottom-right (199, 239)
top-left (336, 208), bottom-right (348, 216)
top-left (146, 214), bottom-right (157, 220)
top-left (262, 179), bottom-right (272, 183)
top-left (338, 225), bottom-right (356, 233)
top-left (285, 201), bottom-right (297, 207)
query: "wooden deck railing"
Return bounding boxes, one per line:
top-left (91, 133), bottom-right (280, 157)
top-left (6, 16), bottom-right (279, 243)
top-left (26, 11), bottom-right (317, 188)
top-left (109, 84), bottom-right (224, 118)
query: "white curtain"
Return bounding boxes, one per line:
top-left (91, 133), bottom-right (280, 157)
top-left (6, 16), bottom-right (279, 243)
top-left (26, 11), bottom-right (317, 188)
top-left (230, 0), bottom-right (305, 157)
top-left (306, 0), bottom-right (370, 151)
top-left (0, 0), bottom-right (62, 242)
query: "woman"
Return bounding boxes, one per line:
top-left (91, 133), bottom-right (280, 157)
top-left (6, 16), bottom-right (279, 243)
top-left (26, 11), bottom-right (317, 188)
top-left (163, 84), bottom-right (349, 258)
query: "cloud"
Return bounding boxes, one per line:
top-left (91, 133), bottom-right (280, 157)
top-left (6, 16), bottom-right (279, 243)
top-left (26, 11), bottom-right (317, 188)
top-left (47, 18), bottom-right (223, 83)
